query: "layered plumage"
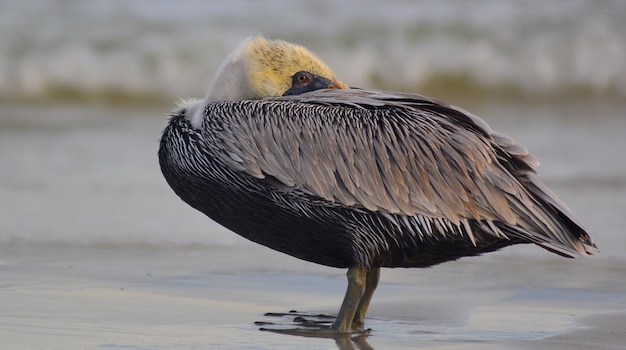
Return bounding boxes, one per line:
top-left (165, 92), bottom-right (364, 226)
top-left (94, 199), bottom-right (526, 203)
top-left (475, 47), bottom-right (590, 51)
top-left (160, 88), bottom-right (596, 269)
top-left (158, 36), bottom-right (597, 334)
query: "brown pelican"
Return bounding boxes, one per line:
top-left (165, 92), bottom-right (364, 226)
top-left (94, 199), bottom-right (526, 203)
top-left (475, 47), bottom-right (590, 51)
top-left (158, 36), bottom-right (598, 335)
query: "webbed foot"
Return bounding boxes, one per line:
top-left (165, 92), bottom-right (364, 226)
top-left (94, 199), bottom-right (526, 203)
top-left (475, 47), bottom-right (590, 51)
top-left (256, 310), bottom-right (370, 338)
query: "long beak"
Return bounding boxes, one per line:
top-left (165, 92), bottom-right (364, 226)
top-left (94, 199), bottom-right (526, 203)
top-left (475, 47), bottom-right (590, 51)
top-left (330, 77), bottom-right (349, 89)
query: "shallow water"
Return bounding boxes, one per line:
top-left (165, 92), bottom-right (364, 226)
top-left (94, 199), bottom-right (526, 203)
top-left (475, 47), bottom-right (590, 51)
top-left (1, 245), bottom-right (625, 350)
top-left (2, 101), bottom-right (624, 256)
top-left (1, 100), bottom-right (625, 349)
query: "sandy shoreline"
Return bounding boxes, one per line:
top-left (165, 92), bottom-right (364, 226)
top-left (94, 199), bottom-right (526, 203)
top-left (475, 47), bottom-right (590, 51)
top-left (1, 244), bottom-right (624, 350)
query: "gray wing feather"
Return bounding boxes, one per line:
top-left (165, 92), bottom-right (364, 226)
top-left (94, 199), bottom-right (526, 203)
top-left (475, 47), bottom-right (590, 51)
top-left (208, 89), bottom-right (519, 221)
top-left (204, 88), bottom-right (595, 255)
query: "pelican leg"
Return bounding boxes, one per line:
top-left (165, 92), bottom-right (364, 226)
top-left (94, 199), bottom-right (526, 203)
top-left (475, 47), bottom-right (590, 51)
top-left (331, 266), bottom-right (368, 333)
top-left (351, 267), bottom-right (379, 329)
top-left (259, 266), bottom-right (372, 337)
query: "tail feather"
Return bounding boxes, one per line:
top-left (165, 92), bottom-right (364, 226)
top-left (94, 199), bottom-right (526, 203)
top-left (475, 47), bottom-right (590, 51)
top-left (515, 173), bottom-right (598, 257)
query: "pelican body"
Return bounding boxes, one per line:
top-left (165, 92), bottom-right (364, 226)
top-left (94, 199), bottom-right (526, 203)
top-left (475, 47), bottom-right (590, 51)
top-left (158, 36), bottom-right (597, 334)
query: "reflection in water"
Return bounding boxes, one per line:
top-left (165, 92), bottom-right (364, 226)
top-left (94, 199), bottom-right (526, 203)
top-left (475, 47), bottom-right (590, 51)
top-left (255, 311), bottom-right (376, 349)
top-left (335, 334), bottom-right (374, 350)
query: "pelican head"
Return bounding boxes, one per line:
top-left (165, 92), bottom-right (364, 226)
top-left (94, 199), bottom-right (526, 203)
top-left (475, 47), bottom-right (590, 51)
top-left (184, 36), bottom-right (348, 126)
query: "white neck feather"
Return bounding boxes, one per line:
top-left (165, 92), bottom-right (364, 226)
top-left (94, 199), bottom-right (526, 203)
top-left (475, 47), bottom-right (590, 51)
top-left (185, 38), bottom-right (255, 129)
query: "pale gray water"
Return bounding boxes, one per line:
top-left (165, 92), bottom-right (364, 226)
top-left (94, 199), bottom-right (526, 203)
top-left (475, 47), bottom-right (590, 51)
top-left (1, 101), bottom-right (624, 258)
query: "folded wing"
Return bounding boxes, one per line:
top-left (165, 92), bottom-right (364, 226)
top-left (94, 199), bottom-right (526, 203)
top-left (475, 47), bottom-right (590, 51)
top-left (204, 88), bottom-right (597, 256)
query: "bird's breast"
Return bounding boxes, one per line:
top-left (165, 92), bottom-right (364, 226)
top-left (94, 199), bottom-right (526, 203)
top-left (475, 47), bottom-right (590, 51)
top-left (158, 114), bottom-right (359, 268)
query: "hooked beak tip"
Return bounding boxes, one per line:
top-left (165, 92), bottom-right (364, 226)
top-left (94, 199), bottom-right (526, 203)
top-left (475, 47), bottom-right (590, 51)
top-left (329, 77), bottom-right (349, 89)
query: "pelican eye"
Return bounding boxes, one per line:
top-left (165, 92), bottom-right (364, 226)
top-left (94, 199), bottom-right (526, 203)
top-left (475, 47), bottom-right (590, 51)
top-left (284, 71), bottom-right (333, 96)
top-left (292, 71), bottom-right (313, 86)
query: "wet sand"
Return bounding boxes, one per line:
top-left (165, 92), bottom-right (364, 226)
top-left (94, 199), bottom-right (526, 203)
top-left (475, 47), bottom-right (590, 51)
top-left (1, 102), bottom-right (625, 349)
top-left (1, 244), bottom-right (625, 350)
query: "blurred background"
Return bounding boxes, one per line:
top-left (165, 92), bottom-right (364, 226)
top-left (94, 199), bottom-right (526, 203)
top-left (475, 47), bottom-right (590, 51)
top-left (1, 0), bottom-right (625, 257)
top-left (2, 0), bottom-right (625, 104)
